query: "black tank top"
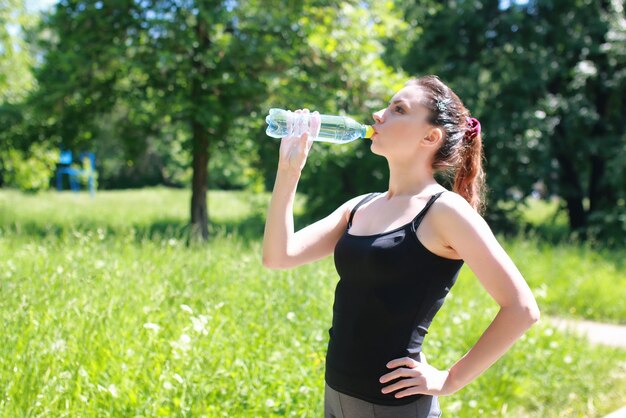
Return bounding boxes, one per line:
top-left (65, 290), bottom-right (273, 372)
top-left (325, 191), bottom-right (464, 406)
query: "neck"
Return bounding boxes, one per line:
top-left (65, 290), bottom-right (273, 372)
top-left (385, 157), bottom-right (439, 199)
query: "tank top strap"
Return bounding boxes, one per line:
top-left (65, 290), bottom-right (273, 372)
top-left (411, 191), bottom-right (446, 230)
top-left (347, 193), bottom-right (380, 229)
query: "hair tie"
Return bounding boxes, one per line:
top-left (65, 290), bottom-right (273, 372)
top-left (465, 117), bottom-right (481, 142)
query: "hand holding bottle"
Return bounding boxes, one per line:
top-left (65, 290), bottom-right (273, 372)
top-left (277, 109), bottom-right (320, 174)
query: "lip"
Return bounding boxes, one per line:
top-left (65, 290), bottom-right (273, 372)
top-left (370, 126), bottom-right (379, 139)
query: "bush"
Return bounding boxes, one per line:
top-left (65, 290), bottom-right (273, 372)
top-left (587, 203), bottom-right (626, 248)
top-left (0, 143), bottom-right (59, 193)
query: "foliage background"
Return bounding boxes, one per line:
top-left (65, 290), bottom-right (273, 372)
top-left (1, 0), bottom-right (624, 244)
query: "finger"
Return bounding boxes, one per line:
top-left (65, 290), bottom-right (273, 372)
top-left (386, 357), bottom-right (417, 369)
top-left (292, 109), bottom-right (303, 138)
top-left (310, 111), bottom-right (321, 139)
top-left (305, 137), bottom-right (314, 153)
top-left (393, 385), bottom-right (425, 398)
top-left (380, 367), bottom-right (421, 384)
top-left (381, 377), bottom-right (422, 395)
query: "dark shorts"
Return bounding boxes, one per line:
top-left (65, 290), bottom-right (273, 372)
top-left (324, 381), bottom-right (442, 418)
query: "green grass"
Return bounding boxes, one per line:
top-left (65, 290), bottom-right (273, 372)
top-left (0, 188), bottom-right (625, 417)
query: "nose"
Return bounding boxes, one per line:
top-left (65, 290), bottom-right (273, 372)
top-left (372, 108), bottom-right (384, 124)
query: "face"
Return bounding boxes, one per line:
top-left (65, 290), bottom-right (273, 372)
top-left (370, 86), bottom-right (437, 158)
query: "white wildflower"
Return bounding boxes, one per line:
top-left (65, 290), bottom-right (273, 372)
top-left (170, 333), bottom-right (192, 357)
top-left (266, 399), bottom-right (275, 407)
top-left (191, 315), bottom-right (210, 335)
top-left (51, 339), bottom-right (67, 353)
top-left (286, 312), bottom-right (296, 321)
top-left (143, 323), bottom-right (160, 333)
top-left (180, 304), bottom-right (193, 314)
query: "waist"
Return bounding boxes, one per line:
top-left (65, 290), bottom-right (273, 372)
top-left (325, 358), bottom-right (424, 406)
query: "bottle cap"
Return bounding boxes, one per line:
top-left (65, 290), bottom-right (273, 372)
top-left (364, 125), bottom-right (375, 139)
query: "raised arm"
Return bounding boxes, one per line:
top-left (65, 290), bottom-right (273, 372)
top-left (262, 109), bottom-right (362, 270)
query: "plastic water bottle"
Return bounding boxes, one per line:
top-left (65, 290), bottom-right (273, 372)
top-left (265, 108), bottom-right (374, 144)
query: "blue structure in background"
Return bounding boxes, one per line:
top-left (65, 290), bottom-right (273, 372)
top-left (56, 150), bottom-right (96, 196)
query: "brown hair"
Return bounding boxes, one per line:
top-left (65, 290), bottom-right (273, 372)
top-left (406, 76), bottom-right (487, 214)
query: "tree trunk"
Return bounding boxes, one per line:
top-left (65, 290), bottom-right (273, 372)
top-left (554, 152), bottom-right (586, 231)
top-left (190, 8), bottom-right (211, 241)
top-left (189, 14), bottom-right (210, 242)
top-left (552, 122), bottom-right (587, 231)
top-left (587, 8), bottom-right (617, 218)
top-left (190, 119), bottom-right (209, 241)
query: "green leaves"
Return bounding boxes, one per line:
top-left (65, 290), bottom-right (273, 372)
top-left (0, 0), bottom-right (37, 104)
top-left (389, 0), bottom-right (626, 242)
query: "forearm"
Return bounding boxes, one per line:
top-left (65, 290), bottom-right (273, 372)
top-left (262, 169), bottom-right (301, 268)
top-left (446, 305), bottom-right (539, 393)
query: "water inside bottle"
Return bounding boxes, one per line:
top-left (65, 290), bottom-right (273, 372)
top-left (265, 108), bottom-right (372, 143)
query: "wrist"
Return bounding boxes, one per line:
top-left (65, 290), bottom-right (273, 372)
top-left (443, 367), bottom-right (464, 395)
top-left (277, 167), bottom-right (302, 180)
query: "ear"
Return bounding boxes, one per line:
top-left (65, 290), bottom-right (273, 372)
top-left (423, 127), bottom-right (443, 146)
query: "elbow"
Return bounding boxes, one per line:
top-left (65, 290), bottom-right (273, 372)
top-left (262, 253), bottom-right (279, 269)
top-left (262, 257), bottom-right (280, 270)
top-left (529, 304), bottom-right (541, 324)
top-left (523, 301), bottom-right (541, 327)
top-left (262, 253), bottom-right (288, 270)
top-left (504, 300), bottom-right (540, 329)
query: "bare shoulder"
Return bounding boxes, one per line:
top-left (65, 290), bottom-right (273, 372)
top-left (431, 191), bottom-right (493, 245)
top-left (337, 192), bottom-right (377, 223)
top-left (433, 191), bottom-right (484, 220)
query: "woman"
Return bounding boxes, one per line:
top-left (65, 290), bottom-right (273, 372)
top-left (262, 75), bottom-right (540, 417)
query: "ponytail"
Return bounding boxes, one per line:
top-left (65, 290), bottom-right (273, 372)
top-left (453, 131), bottom-right (487, 215)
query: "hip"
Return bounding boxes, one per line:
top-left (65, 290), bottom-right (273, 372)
top-left (324, 381), bottom-right (442, 418)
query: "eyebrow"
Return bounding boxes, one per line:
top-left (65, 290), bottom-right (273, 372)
top-left (388, 98), bottom-right (410, 107)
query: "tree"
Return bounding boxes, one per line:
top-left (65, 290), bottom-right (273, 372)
top-left (27, 0), bottom-right (326, 239)
top-left (0, 0), bottom-right (37, 104)
top-left (26, 0), bottom-right (409, 239)
top-left (0, 0), bottom-right (42, 188)
top-left (392, 0), bottom-right (626, 244)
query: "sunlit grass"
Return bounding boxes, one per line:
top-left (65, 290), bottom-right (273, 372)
top-left (0, 188), bottom-right (624, 417)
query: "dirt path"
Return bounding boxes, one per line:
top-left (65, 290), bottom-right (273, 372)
top-left (547, 316), bottom-right (626, 348)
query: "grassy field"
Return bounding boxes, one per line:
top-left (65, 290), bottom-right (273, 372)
top-left (0, 188), bottom-right (625, 417)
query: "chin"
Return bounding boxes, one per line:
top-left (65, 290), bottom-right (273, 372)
top-left (369, 141), bottom-right (386, 157)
